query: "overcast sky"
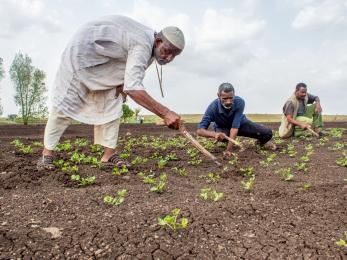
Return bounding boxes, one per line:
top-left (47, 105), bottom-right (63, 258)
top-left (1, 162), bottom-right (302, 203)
top-left (0, 0), bottom-right (346, 116)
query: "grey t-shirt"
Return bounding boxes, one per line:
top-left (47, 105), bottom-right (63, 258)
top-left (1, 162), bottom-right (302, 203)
top-left (283, 93), bottom-right (318, 116)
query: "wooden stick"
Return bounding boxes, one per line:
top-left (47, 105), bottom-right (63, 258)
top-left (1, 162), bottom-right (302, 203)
top-left (224, 136), bottom-right (242, 147)
top-left (179, 125), bottom-right (221, 166)
top-left (307, 127), bottom-right (320, 138)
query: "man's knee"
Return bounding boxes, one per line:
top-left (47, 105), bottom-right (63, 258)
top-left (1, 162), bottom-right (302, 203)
top-left (262, 128), bottom-right (273, 142)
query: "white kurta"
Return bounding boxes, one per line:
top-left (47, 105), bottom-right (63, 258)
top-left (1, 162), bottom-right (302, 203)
top-left (52, 15), bottom-right (155, 125)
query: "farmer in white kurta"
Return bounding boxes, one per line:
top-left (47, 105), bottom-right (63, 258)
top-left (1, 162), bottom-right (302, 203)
top-left (37, 15), bottom-right (185, 169)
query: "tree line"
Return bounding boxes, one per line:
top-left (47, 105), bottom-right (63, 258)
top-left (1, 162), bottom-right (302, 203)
top-left (0, 53), bottom-right (138, 124)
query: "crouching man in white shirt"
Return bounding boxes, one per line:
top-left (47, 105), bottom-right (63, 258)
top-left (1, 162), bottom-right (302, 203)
top-left (37, 15), bottom-right (185, 170)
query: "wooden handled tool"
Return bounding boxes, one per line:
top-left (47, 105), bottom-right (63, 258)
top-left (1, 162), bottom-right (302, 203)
top-left (179, 125), bottom-right (221, 166)
top-left (223, 136), bottom-right (242, 148)
top-left (307, 126), bottom-right (320, 138)
top-left (156, 121), bottom-right (221, 166)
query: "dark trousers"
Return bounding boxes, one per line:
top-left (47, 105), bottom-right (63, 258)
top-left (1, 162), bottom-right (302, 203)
top-left (215, 120), bottom-right (273, 145)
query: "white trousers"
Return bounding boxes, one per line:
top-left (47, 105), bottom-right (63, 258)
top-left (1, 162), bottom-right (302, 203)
top-left (44, 107), bottom-right (120, 150)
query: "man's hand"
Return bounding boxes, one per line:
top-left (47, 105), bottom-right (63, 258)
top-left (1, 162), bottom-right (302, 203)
top-left (315, 104), bottom-right (322, 113)
top-left (164, 110), bottom-right (181, 130)
top-left (299, 122), bottom-right (310, 130)
top-left (214, 132), bottom-right (227, 142)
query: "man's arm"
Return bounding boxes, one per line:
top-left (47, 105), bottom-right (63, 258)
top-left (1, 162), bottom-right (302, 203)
top-left (314, 96), bottom-right (322, 113)
top-left (196, 105), bottom-right (228, 141)
top-left (126, 90), bottom-right (181, 129)
top-left (286, 114), bottom-right (310, 129)
top-left (225, 99), bottom-right (244, 152)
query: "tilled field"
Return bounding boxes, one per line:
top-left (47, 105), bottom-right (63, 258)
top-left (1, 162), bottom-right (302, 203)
top-left (0, 123), bottom-right (346, 259)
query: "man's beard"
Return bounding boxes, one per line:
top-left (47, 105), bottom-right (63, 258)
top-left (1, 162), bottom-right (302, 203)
top-left (154, 48), bottom-right (167, 65)
top-left (221, 103), bottom-right (232, 109)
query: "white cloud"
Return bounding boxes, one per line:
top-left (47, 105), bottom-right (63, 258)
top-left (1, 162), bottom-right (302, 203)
top-left (0, 0), bottom-right (61, 38)
top-left (292, 0), bottom-right (347, 30)
top-left (194, 9), bottom-right (266, 51)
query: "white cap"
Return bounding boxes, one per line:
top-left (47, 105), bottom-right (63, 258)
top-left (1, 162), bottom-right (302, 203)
top-left (161, 26), bottom-right (185, 50)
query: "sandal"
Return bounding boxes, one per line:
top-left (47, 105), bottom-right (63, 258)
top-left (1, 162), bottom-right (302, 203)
top-left (100, 154), bottom-right (130, 169)
top-left (37, 155), bottom-right (55, 170)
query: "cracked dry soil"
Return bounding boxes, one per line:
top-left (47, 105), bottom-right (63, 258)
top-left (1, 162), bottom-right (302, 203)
top-left (0, 123), bottom-right (346, 259)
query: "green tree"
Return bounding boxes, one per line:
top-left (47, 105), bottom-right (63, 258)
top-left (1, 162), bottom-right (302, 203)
top-left (122, 104), bottom-right (134, 122)
top-left (9, 53), bottom-right (48, 125)
top-left (0, 57), bottom-right (4, 116)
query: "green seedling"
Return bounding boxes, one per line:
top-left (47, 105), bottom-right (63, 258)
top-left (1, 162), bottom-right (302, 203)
top-left (202, 172), bottom-right (220, 183)
top-left (336, 156), bottom-right (347, 167)
top-left (131, 156), bottom-right (148, 166)
top-left (90, 144), bottom-right (103, 155)
top-left (74, 138), bottom-right (89, 147)
top-left (149, 152), bottom-right (159, 159)
top-left (20, 145), bottom-right (33, 154)
top-left (259, 153), bottom-right (277, 167)
top-left (70, 151), bottom-right (86, 164)
top-left (112, 165), bottom-right (129, 176)
top-left (103, 189), bottom-right (127, 206)
top-left (137, 171), bottom-right (157, 184)
top-left (32, 141), bottom-right (43, 147)
top-left (329, 142), bottom-right (345, 151)
top-left (55, 141), bottom-right (72, 152)
top-left (299, 155), bottom-right (310, 162)
top-left (165, 152), bottom-right (179, 161)
top-left (171, 167), bottom-right (188, 176)
top-left (124, 138), bottom-right (137, 151)
top-left (274, 138), bottom-right (284, 145)
top-left (304, 144), bottom-right (314, 155)
top-left (149, 173), bottom-right (167, 193)
top-left (157, 208), bottom-right (188, 232)
top-left (62, 163), bottom-right (78, 173)
top-left (119, 152), bottom-right (131, 159)
top-left (317, 137), bottom-right (329, 147)
top-left (200, 187), bottom-right (224, 201)
top-left (294, 162), bottom-right (308, 172)
top-left (157, 158), bottom-right (168, 169)
top-left (286, 144), bottom-right (297, 157)
top-left (54, 159), bottom-right (66, 168)
top-left (241, 175), bottom-right (256, 191)
top-left (301, 182), bottom-right (312, 191)
top-left (11, 139), bottom-right (33, 154)
top-left (336, 231), bottom-right (347, 248)
top-left (276, 168), bottom-right (294, 181)
top-left (228, 155), bottom-right (239, 166)
top-left (240, 167), bottom-right (254, 178)
top-left (85, 156), bottom-right (101, 167)
top-left (328, 128), bottom-right (343, 138)
top-left (188, 157), bottom-right (202, 166)
top-left (187, 148), bottom-right (199, 158)
top-left (71, 175), bottom-right (96, 186)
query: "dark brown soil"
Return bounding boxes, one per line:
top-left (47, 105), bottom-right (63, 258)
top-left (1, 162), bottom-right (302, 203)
top-left (0, 123), bottom-right (346, 259)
